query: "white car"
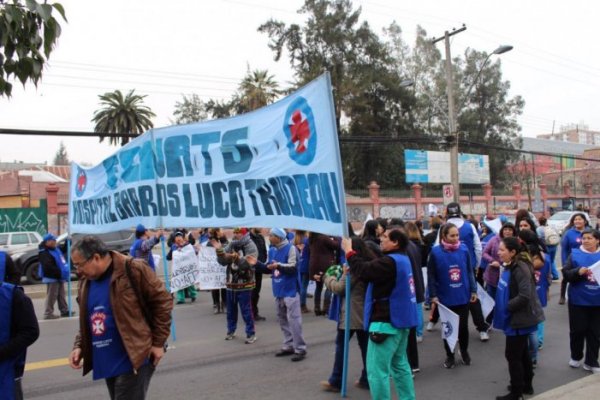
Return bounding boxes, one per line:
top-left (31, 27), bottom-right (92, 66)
top-left (547, 211), bottom-right (591, 235)
top-left (0, 231), bottom-right (43, 254)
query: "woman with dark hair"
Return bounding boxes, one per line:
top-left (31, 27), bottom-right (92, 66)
top-left (342, 229), bottom-right (417, 400)
top-left (208, 228), bottom-right (228, 314)
top-left (320, 237), bottom-right (374, 392)
top-left (362, 220), bottom-right (383, 256)
top-left (516, 217), bottom-right (537, 234)
top-left (428, 223), bottom-right (477, 369)
top-left (559, 212), bottom-right (591, 304)
top-left (308, 232), bottom-right (341, 316)
top-left (518, 229), bottom-right (551, 366)
top-left (562, 228), bottom-right (600, 373)
top-left (494, 237), bottom-right (545, 400)
top-left (405, 222), bottom-right (426, 344)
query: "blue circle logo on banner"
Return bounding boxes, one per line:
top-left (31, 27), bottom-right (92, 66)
top-left (283, 96), bottom-right (317, 165)
top-left (75, 167), bottom-right (87, 197)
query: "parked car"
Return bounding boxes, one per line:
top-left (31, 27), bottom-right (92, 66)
top-left (11, 230), bottom-right (136, 285)
top-left (0, 231), bottom-right (43, 254)
top-left (547, 211), bottom-right (591, 236)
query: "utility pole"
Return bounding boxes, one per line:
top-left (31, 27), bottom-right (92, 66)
top-left (432, 25), bottom-right (466, 203)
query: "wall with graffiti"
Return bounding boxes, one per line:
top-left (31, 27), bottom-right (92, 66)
top-left (0, 200), bottom-right (48, 235)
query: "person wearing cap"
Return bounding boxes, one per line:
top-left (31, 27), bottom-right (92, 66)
top-left (438, 202), bottom-right (491, 342)
top-left (129, 225), bottom-right (162, 272)
top-left (212, 227), bottom-right (259, 344)
top-left (247, 228), bottom-right (307, 361)
top-left (39, 233), bottom-right (72, 319)
top-left (167, 231), bottom-right (198, 305)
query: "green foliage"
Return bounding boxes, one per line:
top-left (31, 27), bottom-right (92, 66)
top-left (172, 94), bottom-right (207, 125)
top-left (52, 140), bottom-right (69, 165)
top-left (0, 0), bottom-right (67, 97)
top-left (91, 89), bottom-right (156, 146)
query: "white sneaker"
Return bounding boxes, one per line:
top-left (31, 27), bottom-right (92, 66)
top-left (583, 364), bottom-right (600, 374)
top-left (569, 358), bottom-right (583, 368)
top-left (479, 331), bottom-right (490, 342)
top-left (416, 335), bottom-right (423, 343)
top-left (426, 322), bottom-right (436, 331)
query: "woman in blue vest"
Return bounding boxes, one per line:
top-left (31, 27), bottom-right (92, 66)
top-left (559, 212), bottom-right (590, 304)
top-left (38, 233), bottom-right (71, 319)
top-left (342, 229), bottom-right (417, 400)
top-left (518, 229), bottom-right (550, 367)
top-left (428, 223), bottom-right (477, 369)
top-left (494, 237), bottom-right (545, 400)
top-left (562, 228), bottom-right (600, 373)
top-left (129, 224), bottom-right (162, 272)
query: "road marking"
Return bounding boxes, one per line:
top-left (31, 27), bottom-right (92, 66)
top-left (25, 357), bottom-right (69, 371)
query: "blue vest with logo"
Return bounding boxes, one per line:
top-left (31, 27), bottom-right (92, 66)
top-left (479, 233), bottom-right (496, 270)
top-left (130, 239), bottom-right (156, 271)
top-left (494, 269), bottom-right (538, 336)
top-left (363, 254), bottom-right (418, 330)
top-left (430, 244), bottom-right (472, 306)
top-left (568, 249), bottom-right (600, 306)
top-left (0, 252), bottom-right (6, 282)
top-left (0, 282), bottom-right (16, 400)
top-left (267, 243), bottom-right (300, 298)
top-left (535, 255), bottom-right (551, 307)
top-left (458, 221), bottom-right (476, 267)
top-left (561, 228), bottom-right (583, 265)
top-left (39, 247), bottom-right (69, 283)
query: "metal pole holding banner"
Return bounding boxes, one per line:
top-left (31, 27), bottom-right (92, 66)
top-left (340, 271), bottom-right (351, 397)
top-left (67, 238), bottom-right (73, 316)
top-left (160, 234), bottom-right (177, 342)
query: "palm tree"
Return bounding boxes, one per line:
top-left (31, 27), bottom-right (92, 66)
top-left (238, 68), bottom-right (281, 112)
top-left (92, 89), bottom-right (156, 146)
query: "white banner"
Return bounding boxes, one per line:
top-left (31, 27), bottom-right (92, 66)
top-left (477, 283), bottom-right (496, 319)
top-left (437, 302), bottom-right (460, 353)
top-left (170, 244), bottom-right (200, 293)
top-left (588, 260), bottom-right (600, 286)
top-left (197, 246), bottom-right (226, 290)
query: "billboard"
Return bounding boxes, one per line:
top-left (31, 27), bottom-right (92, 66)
top-left (405, 149), bottom-right (490, 184)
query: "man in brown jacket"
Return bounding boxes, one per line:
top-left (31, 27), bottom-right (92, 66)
top-left (68, 236), bottom-right (173, 400)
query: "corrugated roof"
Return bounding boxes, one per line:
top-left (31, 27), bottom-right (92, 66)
top-left (18, 170), bottom-right (67, 183)
top-left (521, 137), bottom-right (597, 156)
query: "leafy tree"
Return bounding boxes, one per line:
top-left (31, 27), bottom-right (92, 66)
top-left (0, 0), bottom-right (67, 97)
top-left (172, 93), bottom-right (207, 125)
top-left (91, 89), bottom-right (155, 146)
top-left (52, 140), bottom-right (68, 165)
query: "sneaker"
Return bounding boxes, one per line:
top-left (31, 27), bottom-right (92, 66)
top-left (583, 364), bottom-right (600, 374)
top-left (426, 321), bottom-right (436, 331)
top-left (507, 385), bottom-right (534, 395)
top-left (225, 332), bottom-right (236, 341)
top-left (255, 315), bottom-right (266, 321)
top-left (353, 380), bottom-right (369, 390)
top-left (480, 331), bottom-right (490, 342)
top-left (291, 352), bottom-right (306, 362)
top-left (213, 305), bottom-right (219, 314)
top-left (569, 358), bottom-right (583, 368)
top-left (538, 343), bottom-right (543, 350)
top-left (245, 335), bottom-right (257, 344)
top-left (301, 305), bottom-right (311, 314)
top-left (411, 367), bottom-right (421, 373)
top-left (416, 335), bottom-right (423, 343)
top-left (443, 356), bottom-right (456, 369)
top-left (320, 381), bottom-right (340, 392)
top-left (558, 297), bottom-right (566, 305)
top-left (60, 311), bottom-right (76, 317)
top-left (176, 301), bottom-right (185, 305)
top-left (44, 314), bottom-right (60, 320)
top-left (462, 351), bottom-right (471, 366)
top-left (190, 297), bottom-right (196, 303)
top-left (275, 349), bottom-right (295, 357)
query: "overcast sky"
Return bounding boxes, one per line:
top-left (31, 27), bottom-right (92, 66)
top-left (0, 0), bottom-right (598, 165)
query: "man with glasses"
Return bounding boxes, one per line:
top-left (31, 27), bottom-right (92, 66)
top-left (68, 236), bottom-right (172, 400)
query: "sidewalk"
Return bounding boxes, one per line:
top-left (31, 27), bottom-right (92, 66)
top-left (532, 373), bottom-right (600, 399)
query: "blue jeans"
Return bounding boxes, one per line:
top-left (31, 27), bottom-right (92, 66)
top-left (528, 330), bottom-right (538, 362)
top-left (537, 321), bottom-right (545, 347)
top-left (300, 272), bottom-right (309, 307)
top-left (416, 303), bottom-right (424, 337)
top-left (329, 329), bottom-right (368, 388)
top-left (226, 290), bottom-right (255, 337)
top-left (547, 245), bottom-right (559, 279)
top-left (485, 284), bottom-right (497, 324)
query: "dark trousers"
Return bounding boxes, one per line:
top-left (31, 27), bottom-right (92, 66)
top-left (505, 334), bottom-right (534, 396)
top-left (226, 290), bottom-right (255, 336)
top-left (444, 304), bottom-right (469, 357)
top-left (568, 304), bottom-right (600, 367)
top-left (314, 281), bottom-right (332, 312)
top-left (252, 271), bottom-right (263, 316)
top-left (469, 299), bottom-right (489, 332)
top-left (106, 363), bottom-right (155, 400)
top-left (15, 379), bottom-right (23, 400)
top-left (407, 327), bottom-right (419, 369)
top-left (212, 288), bottom-right (226, 306)
top-left (329, 329), bottom-right (369, 388)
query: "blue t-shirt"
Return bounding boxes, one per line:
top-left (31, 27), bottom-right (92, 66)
top-left (88, 271), bottom-right (134, 380)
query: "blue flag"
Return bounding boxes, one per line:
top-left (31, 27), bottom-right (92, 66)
top-left (69, 73), bottom-right (347, 237)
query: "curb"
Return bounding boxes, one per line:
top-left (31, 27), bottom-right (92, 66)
top-left (531, 374), bottom-right (600, 399)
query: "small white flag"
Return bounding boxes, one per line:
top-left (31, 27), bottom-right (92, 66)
top-left (588, 260), bottom-right (600, 286)
top-left (477, 283), bottom-right (496, 319)
top-left (437, 302), bottom-right (460, 353)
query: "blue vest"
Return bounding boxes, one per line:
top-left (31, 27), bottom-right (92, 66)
top-left (130, 239), bottom-right (155, 271)
top-left (458, 221), bottom-right (476, 267)
top-left (39, 247), bottom-right (69, 283)
top-left (363, 254), bottom-right (417, 330)
top-left (0, 252), bottom-right (6, 282)
top-left (430, 245), bottom-right (472, 306)
top-left (494, 269), bottom-right (538, 336)
top-left (267, 243), bottom-right (300, 298)
top-left (479, 233), bottom-right (496, 270)
top-left (561, 228), bottom-right (583, 265)
top-left (568, 249), bottom-right (600, 306)
top-left (535, 255), bottom-right (551, 307)
top-left (0, 282), bottom-right (16, 400)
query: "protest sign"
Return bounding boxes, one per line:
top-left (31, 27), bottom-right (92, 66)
top-left (170, 244), bottom-right (200, 293)
top-left (197, 246), bottom-right (226, 290)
